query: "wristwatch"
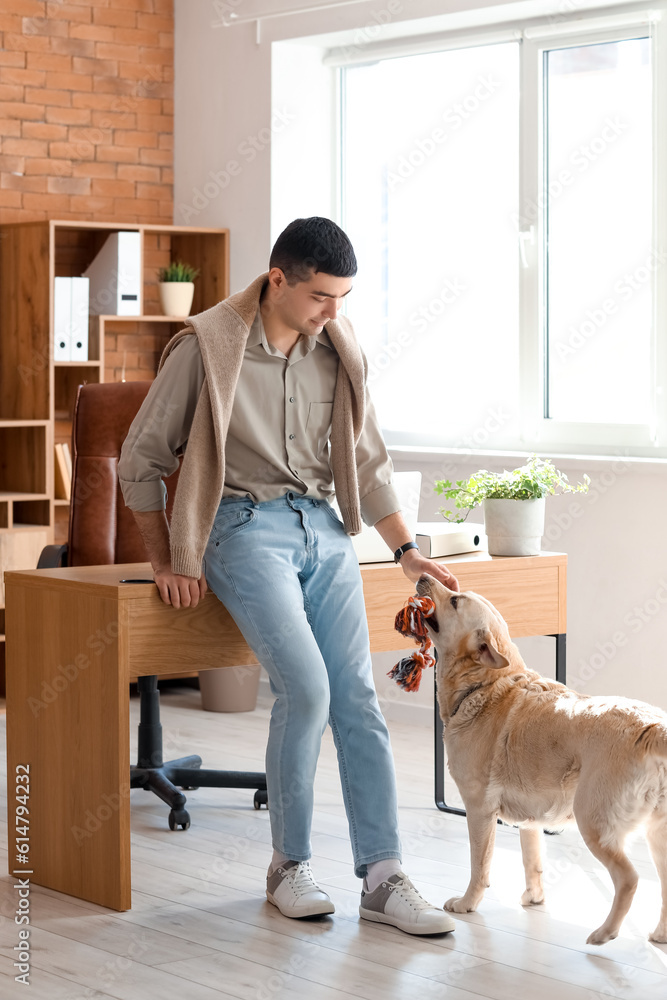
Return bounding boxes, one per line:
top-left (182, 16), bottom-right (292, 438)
top-left (394, 541), bottom-right (420, 564)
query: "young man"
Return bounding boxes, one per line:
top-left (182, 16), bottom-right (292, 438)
top-left (118, 217), bottom-right (460, 936)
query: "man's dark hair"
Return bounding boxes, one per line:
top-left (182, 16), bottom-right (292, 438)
top-left (269, 217), bottom-right (357, 284)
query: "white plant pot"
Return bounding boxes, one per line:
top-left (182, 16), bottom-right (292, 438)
top-left (158, 281), bottom-right (195, 317)
top-left (482, 497), bottom-right (546, 556)
top-left (198, 664), bottom-right (261, 713)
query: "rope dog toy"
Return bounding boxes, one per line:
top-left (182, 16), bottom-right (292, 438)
top-left (388, 595), bottom-right (437, 692)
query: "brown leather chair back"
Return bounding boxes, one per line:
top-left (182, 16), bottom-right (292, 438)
top-left (68, 381), bottom-right (180, 567)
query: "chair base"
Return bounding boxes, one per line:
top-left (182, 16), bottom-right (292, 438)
top-left (133, 675), bottom-right (268, 830)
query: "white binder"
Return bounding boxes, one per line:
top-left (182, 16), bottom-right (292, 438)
top-left (83, 231), bottom-right (141, 316)
top-left (53, 277), bottom-right (90, 362)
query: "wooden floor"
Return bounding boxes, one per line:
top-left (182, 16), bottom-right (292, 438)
top-left (1, 683), bottom-right (667, 1000)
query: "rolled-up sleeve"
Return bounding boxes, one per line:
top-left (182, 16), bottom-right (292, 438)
top-left (118, 335), bottom-right (204, 512)
top-left (355, 384), bottom-right (402, 527)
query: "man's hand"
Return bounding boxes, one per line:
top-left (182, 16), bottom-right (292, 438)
top-left (153, 567), bottom-right (208, 608)
top-left (397, 549), bottom-right (460, 592)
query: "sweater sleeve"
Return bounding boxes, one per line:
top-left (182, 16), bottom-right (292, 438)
top-left (118, 335), bottom-right (205, 512)
top-left (355, 379), bottom-right (402, 528)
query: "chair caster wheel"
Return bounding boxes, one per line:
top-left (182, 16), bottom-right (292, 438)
top-left (168, 808), bottom-right (191, 830)
top-left (254, 789), bottom-right (268, 809)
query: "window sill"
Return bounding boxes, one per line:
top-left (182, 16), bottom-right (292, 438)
top-left (387, 444), bottom-right (667, 476)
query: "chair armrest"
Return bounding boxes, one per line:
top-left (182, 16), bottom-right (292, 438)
top-left (38, 544), bottom-right (68, 569)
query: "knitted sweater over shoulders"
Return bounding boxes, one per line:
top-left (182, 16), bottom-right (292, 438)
top-left (158, 272), bottom-right (369, 578)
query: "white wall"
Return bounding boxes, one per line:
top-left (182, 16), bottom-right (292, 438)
top-left (174, 0), bottom-right (667, 721)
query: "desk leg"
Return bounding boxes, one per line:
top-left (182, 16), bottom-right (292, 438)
top-left (435, 633), bottom-right (567, 813)
top-left (6, 583), bottom-right (131, 910)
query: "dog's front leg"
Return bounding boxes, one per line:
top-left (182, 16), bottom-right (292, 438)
top-left (519, 826), bottom-right (545, 905)
top-left (445, 809), bottom-right (497, 913)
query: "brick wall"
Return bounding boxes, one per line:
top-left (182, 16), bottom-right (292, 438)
top-left (0, 0), bottom-right (174, 224)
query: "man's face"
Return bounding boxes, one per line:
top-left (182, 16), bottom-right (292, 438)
top-left (269, 269), bottom-right (353, 337)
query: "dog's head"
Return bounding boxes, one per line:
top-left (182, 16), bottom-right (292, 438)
top-left (415, 573), bottom-right (512, 673)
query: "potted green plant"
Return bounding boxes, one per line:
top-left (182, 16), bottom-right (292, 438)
top-left (157, 260), bottom-right (201, 317)
top-left (434, 455), bottom-right (590, 556)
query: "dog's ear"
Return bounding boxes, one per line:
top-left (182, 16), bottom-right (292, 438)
top-left (473, 629), bottom-right (509, 669)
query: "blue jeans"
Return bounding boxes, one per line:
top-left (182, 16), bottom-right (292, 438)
top-left (203, 492), bottom-right (402, 878)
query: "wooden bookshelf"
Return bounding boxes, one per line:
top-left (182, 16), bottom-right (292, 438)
top-left (0, 219), bottom-right (230, 693)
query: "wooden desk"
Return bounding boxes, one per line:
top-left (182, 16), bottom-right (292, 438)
top-left (5, 551), bottom-right (565, 910)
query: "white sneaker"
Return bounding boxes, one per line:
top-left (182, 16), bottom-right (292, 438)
top-left (359, 872), bottom-right (455, 935)
top-left (266, 860), bottom-right (335, 918)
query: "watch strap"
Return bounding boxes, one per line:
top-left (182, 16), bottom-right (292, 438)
top-left (394, 541), bottom-right (420, 563)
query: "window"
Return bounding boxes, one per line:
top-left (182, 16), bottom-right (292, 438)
top-left (337, 11), bottom-right (665, 456)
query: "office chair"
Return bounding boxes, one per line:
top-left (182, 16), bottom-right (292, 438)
top-left (39, 381), bottom-right (268, 831)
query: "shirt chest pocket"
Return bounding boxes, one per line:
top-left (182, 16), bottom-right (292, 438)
top-left (305, 401), bottom-right (334, 455)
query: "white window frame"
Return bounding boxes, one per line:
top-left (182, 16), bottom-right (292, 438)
top-left (332, 5), bottom-right (667, 458)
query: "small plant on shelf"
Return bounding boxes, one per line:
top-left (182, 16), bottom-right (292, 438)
top-left (157, 260), bottom-right (201, 283)
top-left (157, 260), bottom-right (201, 317)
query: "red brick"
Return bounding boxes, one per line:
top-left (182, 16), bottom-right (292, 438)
top-left (50, 36), bottom-right (96, 57)
top-left (26, 52), bottom-right (71, 72)
top-left (24, 87), bottom-right (71, 107)
top-left (91, 177), bottom-right (135, 197)
top-left (138, 147), bottom-right (171, 166)
top-left (49, 140), bottom-right (95, 160)
top-left (158, 132), bottom-right (172, 150)
top-left (112, 27), bottom-right (161, 47)
top-left (25, 156), bottom-right (72, 175)
top-left (111, 196), bottom-right (157, 216)
top-left (69, 23), bottom-right (115, 42)
top-left (46, 71), bottom-right (93, 91)
top-left (93, 7), bottom-right (137, 28)
top-left (162, 98), bottom-right (173, 115)
top-left (48, 176), bottom-right (91, 195)
top-left (115, 129), bottom-right (158, 148)
top-left (136, 182), bottom-right (171, 201)
top-left (152, 0), bottom-right (174, 13)
top-left (95, 42), bottom-right (139, 62)
top-left (163, 64), bottom-right (173, 84)
top-left (69, 194), bottom-right (114, 213)
top-left (69, 125), bottom-right (110, 146)
top-left (0, 154), bottom-right (26, 172)
top-left (10, 0), bottom-right (46, 15)
top-left (2, 137), bottom-right (48, 156)
top-left (0, 189), bottom-right (23, 208)
top-left (0, 119), bottom-right (23, 139)
top-left (0, 83), bottom-right (25, 102)
top-left (72, 160), bottom-right (116, 178)
top-left (0, 50), bottom-right (26, 67)
top-left (95, 145), bottom-right (138, 163)
top-left (23, 192), bottom-right (72, 212)
top-left (46, 3), bottom-right (92, 23)
top-left (71, 56), bottom-right (118, 77)
top-left (160, 167), bottom-right (173, 185)
top-left (138, 13), bottom-right (173, 32)
top-left (109, 0), bottom-right (152, 9)
top-left (136, 113), bottom-right (172, 132)
top-left (45, 105), bottom-right (91, 125)
top-left (21, 15), bottom-right (68, 36)
top-left (117, 163), bottom-right (160, 183)
top-left (4, 32), bottom-right (51, 53)
top-left (2, 102), bottom-right (46, 121)
top-left (139, 45), bottom-right (173, 66)
top-left (0, 14), bottom-right (23, 32)
top-left (91, 109), bottom-right (136, 129)
top-left (21, 121), bottom-right (68, 141)
top-left (0, 66), bottom-right (46, 87)
top-left (157, 199), bottom-right (172, 218)
top-left (1, 173), bottom-right (47, 193)
top-left (90, 76), bottom-right (137, 96)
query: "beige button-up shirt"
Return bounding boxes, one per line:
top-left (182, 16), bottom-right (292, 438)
top-left (119, 312), bottom-right (401, 527)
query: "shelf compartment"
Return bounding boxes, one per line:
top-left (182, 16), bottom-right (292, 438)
top-left (142, 227), bottom-right (229, 318)
top-left (0, 425), bottom-right (47, 495)
top-left (14, 499), bottom-right (50, 527)
top-left (54, 365), bottom-right (101, 422)
top-left (0, 525), bottom-right (48, 605)
top-left (101, 316), bottom-right (182, 383)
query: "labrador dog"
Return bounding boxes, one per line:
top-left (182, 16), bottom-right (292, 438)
top-left (415, 573), bottom-right (667, 945)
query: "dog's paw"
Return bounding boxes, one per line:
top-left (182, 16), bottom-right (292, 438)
top-left (444, 896), bottom-right (478, 913)
top-left (586, 925), bottom-right (618, 946)
top-left (521, 889), bottom-right (545, 906)
top-left (649, 925), bottom-right (667, 944)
